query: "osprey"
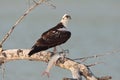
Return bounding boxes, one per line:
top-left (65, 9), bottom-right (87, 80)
top-left (28, 14), bottom-right (71, 56)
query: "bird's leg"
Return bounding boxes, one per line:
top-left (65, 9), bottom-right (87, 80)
top-left (53, 47), bottom-right (57, 54)
top-left (59, 45), bottom-right (64, 52)
top-left (59, 46), bottom-right (69, 54)
top-left (58, 46), bottom-right (68, 63)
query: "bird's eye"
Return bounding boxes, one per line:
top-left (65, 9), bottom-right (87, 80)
top-left (66, 15), bottom-right (71, 19)
top-left (66, 16), bottom-right (69, 18)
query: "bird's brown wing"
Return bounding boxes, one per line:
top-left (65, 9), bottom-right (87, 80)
top-left (28, 29), bottom-right (71, 56)
top-left (41, 30), bottom-right (71, 47)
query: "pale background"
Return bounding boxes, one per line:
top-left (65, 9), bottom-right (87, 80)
top-left (0, 0), bottom-right (120, 80)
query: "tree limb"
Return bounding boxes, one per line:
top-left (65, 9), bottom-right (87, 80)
top-left (0, 0), bottom-right (45, 46)
top-left (0, 49), bottom-right (111, 80)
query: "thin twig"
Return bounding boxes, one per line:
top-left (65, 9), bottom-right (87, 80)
top-left (44, 0), bottom-right (56, 9)
top-left (0, 0), bottom-right (45, 46)
top-left (73, 49), bottom-right (120, 61)
top-left (27, 0), bottom-right (31, 8)
top-left (87, 62), bottom-right (105, 67)
top-left (1, 63), bottom-right (5, 80)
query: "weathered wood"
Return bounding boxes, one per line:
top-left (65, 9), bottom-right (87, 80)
top-left (0, 49), bottom-right (111, 80)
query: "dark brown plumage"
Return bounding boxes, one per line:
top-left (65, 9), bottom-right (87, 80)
top-left (28, 14), bottom-right (71, 56)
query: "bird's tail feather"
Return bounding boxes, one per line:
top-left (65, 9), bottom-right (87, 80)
top-left (28, 49), bottom-right (38, 57)
top-left (28, 45), bottom-right (48, 57)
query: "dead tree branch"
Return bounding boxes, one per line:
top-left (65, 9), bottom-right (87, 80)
top-left (0, 0), bottom-right (45, 46)
top-left (0, 49), bottom-right (111, 80)
top-left (73, 49), bottom-right (120, 62)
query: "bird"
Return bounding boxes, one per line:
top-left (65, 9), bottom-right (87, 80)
top-left (28, 14), bottom-right (71, 56)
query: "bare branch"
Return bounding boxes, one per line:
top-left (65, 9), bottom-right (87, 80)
top-left (73, 49), bottom-right (120, 62)
top-left (63, 78), bottom-right (81, 80)
top-left (1, 63), bottom-right (5, 80)
top-left (0, 0), bottom-right (45, 46)
top-left (87, 62), bottom-right (105, 67)
top-left (43, 0), bottom-right (56, 9)
top-left (0, 49), bottom-right (111, 80)
top-left (97, 76), bottom-right (112, 80)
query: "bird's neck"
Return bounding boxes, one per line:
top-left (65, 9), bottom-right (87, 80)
top-left (60, 19), bottom-right (69, 27)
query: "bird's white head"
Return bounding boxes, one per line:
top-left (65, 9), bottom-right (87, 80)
top-left (60, 14), bottom-right (71, 27)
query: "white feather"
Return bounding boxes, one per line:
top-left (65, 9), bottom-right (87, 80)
top-left (60, 14), bottom-right (71, 27)
top-left (57, 27), bottom-right (68, 31)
